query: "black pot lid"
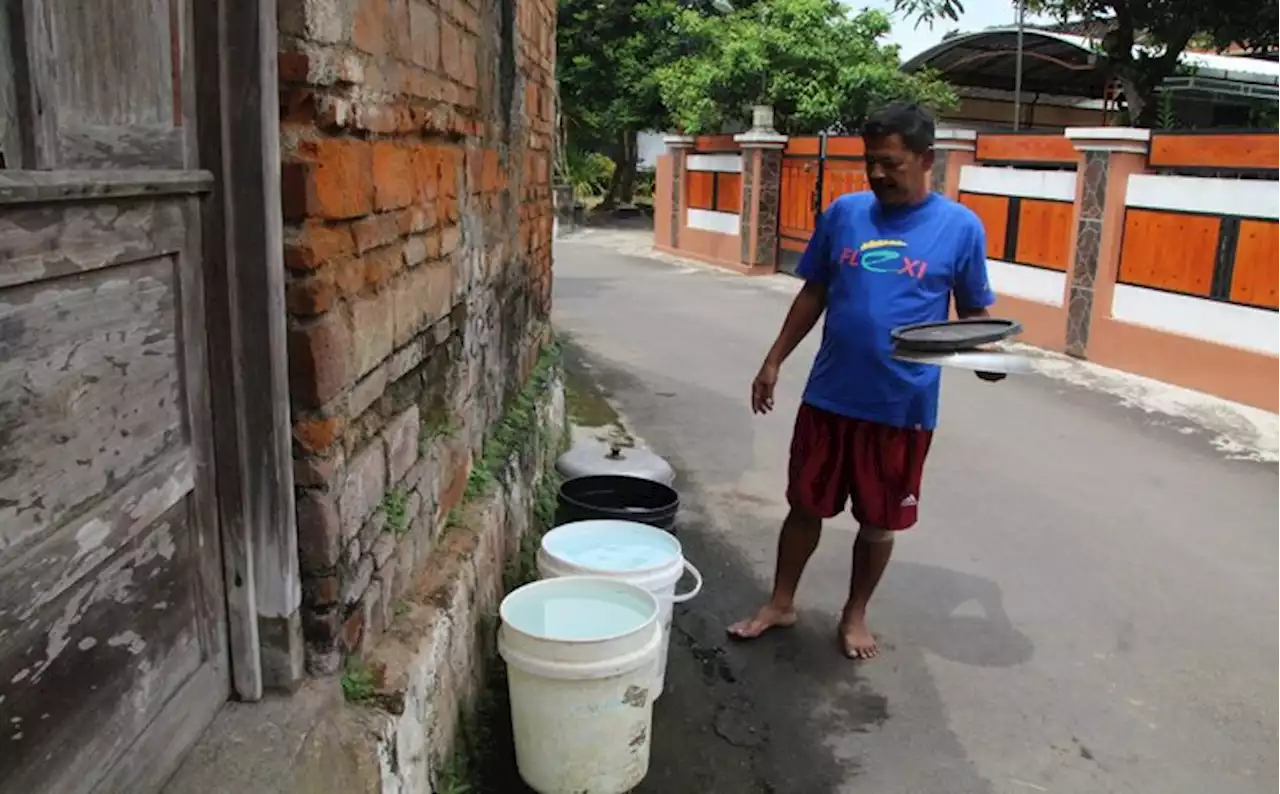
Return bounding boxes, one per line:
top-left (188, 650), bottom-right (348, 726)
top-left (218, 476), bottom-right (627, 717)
top-left (891, 318), bottom-right (1022, 353)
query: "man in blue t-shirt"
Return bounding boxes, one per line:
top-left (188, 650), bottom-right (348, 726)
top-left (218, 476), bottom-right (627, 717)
top-left (727, 102), bottom-right (1003, 660)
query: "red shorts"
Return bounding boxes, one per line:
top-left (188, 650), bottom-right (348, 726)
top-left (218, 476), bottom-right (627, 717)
top-left (786, 403), bottom-right (933, 530)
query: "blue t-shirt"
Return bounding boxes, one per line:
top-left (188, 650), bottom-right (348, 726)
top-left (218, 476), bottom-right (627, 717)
top-left (796, 191), bottom-right (996, 430)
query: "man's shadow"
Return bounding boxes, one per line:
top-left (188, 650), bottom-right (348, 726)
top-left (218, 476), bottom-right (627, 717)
top-left (874, 560), bottom-right (1035, 669)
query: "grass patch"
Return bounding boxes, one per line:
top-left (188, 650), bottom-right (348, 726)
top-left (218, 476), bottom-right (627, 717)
top-left (436, 758), bottom-right (474, 794)
top-left (381, 487), bottom-right (410, 536)
top-left (341, 657), bottom-right (376, 704)
top-left (463, 340), bottom-right (562, 506)
top-left (420, 417), bottom-right (460, 456)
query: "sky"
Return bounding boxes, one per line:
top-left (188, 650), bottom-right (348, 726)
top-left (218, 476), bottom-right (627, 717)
top-left (850, 0), bottom-right (1031, 60)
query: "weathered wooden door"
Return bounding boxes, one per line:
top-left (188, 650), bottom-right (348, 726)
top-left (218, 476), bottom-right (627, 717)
top-left (0, 0), bottom-right (229, 791)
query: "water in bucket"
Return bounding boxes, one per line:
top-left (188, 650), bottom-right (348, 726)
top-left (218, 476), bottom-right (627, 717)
top-left (542, 519), bottom-right (682, 572)
top-left (502, 581), bottom-right (654, 641)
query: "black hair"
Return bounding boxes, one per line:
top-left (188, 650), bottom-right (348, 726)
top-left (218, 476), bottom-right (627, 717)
top-left (861, 102), bottom-right (936, 155)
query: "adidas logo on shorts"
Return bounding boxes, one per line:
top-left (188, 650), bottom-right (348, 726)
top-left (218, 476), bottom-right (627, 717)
top-left (899, 494), bottom-right (918, 508)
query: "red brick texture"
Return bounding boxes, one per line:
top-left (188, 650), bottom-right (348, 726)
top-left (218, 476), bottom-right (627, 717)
top-left (278, 0), bottom-right (556, 674)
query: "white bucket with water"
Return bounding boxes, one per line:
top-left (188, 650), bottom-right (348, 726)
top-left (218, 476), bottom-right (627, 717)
top-left (499, 576), bottom-right (663, 794)
top-left (536, 519), bottom-right (703, 698)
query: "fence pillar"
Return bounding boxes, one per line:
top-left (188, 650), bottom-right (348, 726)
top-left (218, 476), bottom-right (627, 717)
top-left (934, 128), bottom-right (977, 199)
top-left (1062, 127), bottom-right (1151, 357)
top-left (662, 135), bottom-right (695, 251)
top-left (735, 112), bottom-right (788, 273)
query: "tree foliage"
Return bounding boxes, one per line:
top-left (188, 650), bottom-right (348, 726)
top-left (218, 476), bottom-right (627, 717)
top-left (653, 0), bottom-right (958, 134)
top-left (556, 0), bottom-right (959, 203)
top-left (892, 0), bottom-right (1279, 125)
top-left (556, 0), bottom-right (754, 205)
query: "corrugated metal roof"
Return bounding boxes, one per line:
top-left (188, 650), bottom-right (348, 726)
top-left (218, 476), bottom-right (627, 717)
top-left (904, 27), bottom-right (1279, 97)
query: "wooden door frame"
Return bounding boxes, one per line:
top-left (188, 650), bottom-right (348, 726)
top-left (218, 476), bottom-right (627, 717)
top-left (0, 0), bottom-right (257, 785)
top-left (191, 0), bottom-right (303, 698)
top-left (7, 0), bottom-right (303, 702)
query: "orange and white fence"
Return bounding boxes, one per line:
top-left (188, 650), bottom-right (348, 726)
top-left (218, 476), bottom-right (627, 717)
top-left (652, 127), bottom-right (1278, 410)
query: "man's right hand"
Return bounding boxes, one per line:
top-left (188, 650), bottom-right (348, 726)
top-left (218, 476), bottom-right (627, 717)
top-left (752, 360), bottom-right (780, 414)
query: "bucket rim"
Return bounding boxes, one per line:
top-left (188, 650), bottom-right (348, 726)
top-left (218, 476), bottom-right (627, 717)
top-left (540, 519), bottom-right (685, 575)
top-left (558, 474), bottom-right (680, 509)
top-left (499, 575), bottom-right (661, 644)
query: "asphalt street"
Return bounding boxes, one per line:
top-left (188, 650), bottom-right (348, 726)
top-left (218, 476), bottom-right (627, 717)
top-left (551, 233), bottom-right (1279, 794)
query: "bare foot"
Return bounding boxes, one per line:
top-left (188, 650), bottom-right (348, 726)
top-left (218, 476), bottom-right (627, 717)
top-left (726, 603), bottom-right (798, 640)
top-left (839, 612), bottom-right (878, 660)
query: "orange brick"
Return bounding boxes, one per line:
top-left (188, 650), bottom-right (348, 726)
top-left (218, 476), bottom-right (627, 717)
top-left (281, 88), bottom-right (317, 126)
top-left (524, 83), bottom-right (537, 119)
top-left (411, 145), bottom-right (439, 204)
top-left (439, 147), bottom-right (460, 197)
top-left (285, 222), bottom-right (356, 271)
top-left (440, 18), bottom-right (462, 81)
top-left (288, 312), bottom-right (352, 409)
top-left (287, 272), bottom-right (338, 315)
top-left (390, 0), bottom-right (412, 60)
top-left (458, 34), bottom-right (477, 89)
top-left (408, 0), bottom-right (440, 70)
top-left (364, 245), bottom-right (404, 286)
top-left (399, 204), bottom-right (437, 234)
top-left (334, 256), bottom-right (367, 297)
top-left (293, 415), bottom-right (345, 454)
top-left (372, 142), bottom-right (414, 211)
top-left (457, 86), bottom-right (478, 112)
top-left (439, 195), bottom-right (459, 224)
top-left (279, 51), bottom-right (310, 83)
top-left (353, 0), bottom-right (388, 55)
top-left (352, 212), bottom-right (401, 253)
top-left (295, 138), bottom-right (373, 220)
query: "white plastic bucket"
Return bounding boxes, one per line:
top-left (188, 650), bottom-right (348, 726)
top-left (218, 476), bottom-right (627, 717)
top-left (536, 519), bottom-right (703, 698)
top-left (499, 576), bottom-right (663, 794)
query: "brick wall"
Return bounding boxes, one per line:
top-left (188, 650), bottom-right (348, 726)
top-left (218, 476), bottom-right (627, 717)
top-left (276, 0), bottom-right (556, 674)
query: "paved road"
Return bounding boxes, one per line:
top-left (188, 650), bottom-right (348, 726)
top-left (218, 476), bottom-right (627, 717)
top-left (551, 234), bottom-right (1279, 794)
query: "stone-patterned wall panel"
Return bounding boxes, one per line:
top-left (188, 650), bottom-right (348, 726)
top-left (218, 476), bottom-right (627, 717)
top-left (739, 149), bottom-right (756, 264)
top-left (754, 148), bottom-right (783, 268)
top-left (1065, 151), bottom-right (1110, 356)
top-left (931, 151), bottom-right (950, 193)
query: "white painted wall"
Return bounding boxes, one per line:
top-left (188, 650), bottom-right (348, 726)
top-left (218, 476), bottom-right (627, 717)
top-left (1111, 284), bottom-right (1280, 356)
top-left (686, 153), bottom-right (743, 173)
top-left (637, 131), bottom-right (665, 171)
top-left (1125, 174), bottom-right (1280, 220)
top-left (987, 259), bottom-right (1066, 306)
top-left (687, 209), bottom-right (740, 235)
top-left (959, 165), bottom-right (1077, 201)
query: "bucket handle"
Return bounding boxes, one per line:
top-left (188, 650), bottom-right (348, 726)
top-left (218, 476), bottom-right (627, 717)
top-left (671, 560), bottom-right (703, 603)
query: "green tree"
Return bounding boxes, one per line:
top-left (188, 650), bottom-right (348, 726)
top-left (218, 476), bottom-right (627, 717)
top-left (892, 0), bottom-right (1279, 125)
top-left (557, 0), bottom-right (763, 207)
top-left (654, 0), bottom-right (958, 135)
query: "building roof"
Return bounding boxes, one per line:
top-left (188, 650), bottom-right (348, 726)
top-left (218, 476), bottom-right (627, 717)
top-left (903, 27), bottom-right (1280, 101)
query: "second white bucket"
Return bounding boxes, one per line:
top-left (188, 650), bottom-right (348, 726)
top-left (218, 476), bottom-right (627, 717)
top-left (537, 519), bottom-right (703, 698)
